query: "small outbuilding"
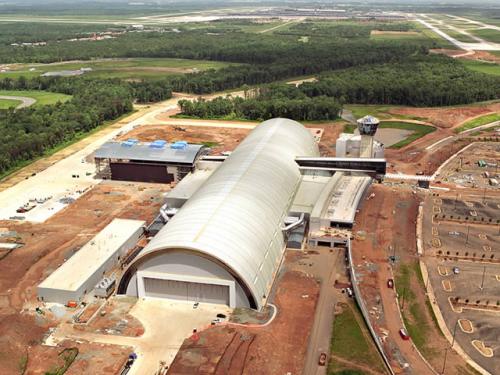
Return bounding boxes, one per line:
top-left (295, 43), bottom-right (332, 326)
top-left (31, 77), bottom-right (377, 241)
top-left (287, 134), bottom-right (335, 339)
top-left (38, 218), bottom-right (145, 304)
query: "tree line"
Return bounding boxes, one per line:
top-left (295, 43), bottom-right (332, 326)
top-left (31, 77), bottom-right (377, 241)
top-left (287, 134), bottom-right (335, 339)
top-left (178, 95), bottom-right (342, 121)
top-left (298, 56), bottom-right (500, 106)
top-left (0, 77), bottom-right (172, 175)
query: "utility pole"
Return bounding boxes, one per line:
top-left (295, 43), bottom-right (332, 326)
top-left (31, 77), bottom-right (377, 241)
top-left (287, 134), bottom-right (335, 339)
top-left (483, 187), bottom-right (487, 204)
top-left (480, 265), bottom-right (486, 290)
top-left (465, 226), bottom-right (470, 246)
top-left (441, 347), bottom-right (449, 374)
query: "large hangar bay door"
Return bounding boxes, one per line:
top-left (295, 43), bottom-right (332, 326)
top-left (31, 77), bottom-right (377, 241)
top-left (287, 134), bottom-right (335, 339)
top-left (142, 277), bottom-right (230, 306)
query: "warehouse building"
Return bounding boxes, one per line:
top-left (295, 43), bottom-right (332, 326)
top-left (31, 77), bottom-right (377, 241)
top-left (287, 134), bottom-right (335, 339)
top-left (38, 219), bottom-right (145, 304)
top-left (118, 118), bottom-right (320, 309)
top-left (94, 140), bottom-right (207, 183)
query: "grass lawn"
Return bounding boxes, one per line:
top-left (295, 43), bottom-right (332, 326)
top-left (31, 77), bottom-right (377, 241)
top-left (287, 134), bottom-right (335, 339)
top-left (0, 98), bottom-right (22, 109)
top-left (442, 29), bottom-right (477, 43)
top-left (329, 302), bottom-right (385, 374)
top-left (460, 59), bottom-right (500, 76)
top-left (0, 90), bottom-right (71, 106)
top-left (469, 28), bottom-right (500, 43)
top-left (379, 121), bottom-right (436, 149)
top-left (395, 262), bottom-right (439, 359)
top-left (345, 104), bottom-right (428, 122)
top-left (1, 58), bottom-right (236, 81)
top-left (454, 112), bottom-right (500, 133)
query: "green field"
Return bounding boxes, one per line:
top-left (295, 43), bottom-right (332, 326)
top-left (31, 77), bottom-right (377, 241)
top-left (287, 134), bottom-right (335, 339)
top-left (461, 60), bottom-right (500, 76)
top-left (469, 28), bottom-right (500, 44)
top-left (0, 98), bottom-right (22, 109)
top-left (442, 28), bottom-right (477, 43)
top-left (329, 302), bottom-right (385, 374)
top-left (345, 104), bottom-right (427, 121)
top-left (0, 90), bottom-right (71, 106)
top-left (1, 58), bottom-right (236, 81)
top-left (395, 262), bottom-right (439, 359)
top-left (454, 112), bottom-right (500, 133)
top-left (379, 121), bottom-right (436, 149)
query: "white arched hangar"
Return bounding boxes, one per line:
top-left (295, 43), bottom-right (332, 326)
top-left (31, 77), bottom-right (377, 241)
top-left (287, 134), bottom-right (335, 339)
top-left (118, 118), bottom-right (319, 310)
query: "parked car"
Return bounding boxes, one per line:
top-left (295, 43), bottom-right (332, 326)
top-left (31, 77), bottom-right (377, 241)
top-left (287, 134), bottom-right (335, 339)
top-left (318, 352), bottom-right (327, 366)
top-left (453, 267), bottom-right (460, 275)
top-left (346, 287), bottom-right (353, 298)
top-left (399, 328), bottom-right (410, 340)
top-left (387, 278), bottom-right (394, 288)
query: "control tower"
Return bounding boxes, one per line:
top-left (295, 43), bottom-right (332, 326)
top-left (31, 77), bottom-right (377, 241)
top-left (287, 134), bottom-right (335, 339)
top-left (356, 115), bottom-right (380, 158)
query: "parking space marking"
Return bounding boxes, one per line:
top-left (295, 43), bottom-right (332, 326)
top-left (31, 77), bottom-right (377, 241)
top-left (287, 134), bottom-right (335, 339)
top-left (433, 198), bottom-right (442, 205)
top-left (483, 245), bottom-right (492, 252)
top-left (448, 297), bottom-right (462, 313)
top-left (442, 279), bottom-right (453, 292)
top-left (458, 319), bottom-right (474, 333)
top-left (432, 237), bottom-right (442, 248)
top-left (478, 233), bottom-right (487, 240)
top-left (438, 265), bottom-right (449, 276)
top-left (432, 227), bottom-right (439, 236)
top-left (433, 205), bottom-right (442, 214)
top-left (496, 275), bottom-right (500, 282)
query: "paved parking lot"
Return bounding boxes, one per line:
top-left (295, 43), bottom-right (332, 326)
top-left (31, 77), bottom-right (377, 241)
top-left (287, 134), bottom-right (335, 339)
top-left (422, 192), bottom-right (499, 374)
top-left (426, 258), bottom-right (500, 374)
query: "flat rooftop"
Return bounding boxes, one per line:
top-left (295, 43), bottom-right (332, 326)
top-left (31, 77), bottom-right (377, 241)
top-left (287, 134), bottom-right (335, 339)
top-left (325, 173), bottom-right (372, 224)
top-left (38, 218), bottom-right (145, 292)
top-left (291, 170), bottom-right (333, 214)
top-left (166, 169), bottom-right (215, 205)
top-left (94, 141), bottom-right (204, 165)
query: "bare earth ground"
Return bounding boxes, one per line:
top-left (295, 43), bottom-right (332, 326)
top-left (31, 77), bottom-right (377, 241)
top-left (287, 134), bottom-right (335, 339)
top-left (430, 49), bottom-right (500, 63)
top-left (76, 298), bottom-right (145, 337)
top-left (388, 102), bottom-right (500, 129)
top-left (351, 184), bottom-right (475, 375)
top-left (168, 252), bottom-right (320, 374)
top-left (25, 340), bottom-right (130, 375)
top-left (0, 181), bottom-right (167, 374)
top-left (118, 122), bottom-right (343, 156)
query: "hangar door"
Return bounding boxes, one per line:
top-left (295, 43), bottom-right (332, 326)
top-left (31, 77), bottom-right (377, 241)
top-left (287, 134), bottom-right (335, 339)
top-left (142, 277), bottom-right (230, 305)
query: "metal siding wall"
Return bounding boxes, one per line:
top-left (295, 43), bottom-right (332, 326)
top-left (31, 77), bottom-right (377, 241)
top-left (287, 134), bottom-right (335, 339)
top-left (110, 163), bottom-right (175, 183)
top-left (143, 277), bottom-right (229, 305)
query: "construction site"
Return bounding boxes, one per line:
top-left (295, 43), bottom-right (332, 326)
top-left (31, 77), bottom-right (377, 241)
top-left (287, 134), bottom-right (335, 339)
top-left (0, 88), bottom-right (498, 375)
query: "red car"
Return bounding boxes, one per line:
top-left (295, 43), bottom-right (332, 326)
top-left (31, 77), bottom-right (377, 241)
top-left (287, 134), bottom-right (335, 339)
top-left (318, 352), bottom-right (327, 366)
top-left (387, 278), bottom-right (394, 289)
top-left (399, 328), bottom-right (410, 340)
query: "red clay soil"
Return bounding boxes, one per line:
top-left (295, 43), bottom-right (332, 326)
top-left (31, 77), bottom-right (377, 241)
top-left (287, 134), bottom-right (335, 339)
top-left (385, 137), bottom-right (470, 175)
top-left (0, 182), bottom-right (165, 374)
top-left (25, 340), bottom-right (130, 375)
top-left (431, 49), bottom-right (500, 63)
top-left (352, 185), bottom-right (477, 375)
top-left (388, 103), bottom-right (500, 129)
top-left (77, 298), bottom-right (144, 337)
top-left (118, 124), bottom-right (251, 155)
top-left (168, 267), bottom-right (320, 374)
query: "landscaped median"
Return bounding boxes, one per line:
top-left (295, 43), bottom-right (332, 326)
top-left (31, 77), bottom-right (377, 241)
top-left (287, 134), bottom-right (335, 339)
top-left (328, 302), bottom-right (386, 375)
top-left (454, 112), bottom-right (500, 133)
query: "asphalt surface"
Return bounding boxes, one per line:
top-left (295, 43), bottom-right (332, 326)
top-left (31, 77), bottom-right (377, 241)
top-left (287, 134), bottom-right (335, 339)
top-left (0, 95), bottom-right (36, 109)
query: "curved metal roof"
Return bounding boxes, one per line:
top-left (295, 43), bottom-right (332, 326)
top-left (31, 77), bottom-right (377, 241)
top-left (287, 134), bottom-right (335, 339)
top-left (129, 118), bottom-right (319, 309)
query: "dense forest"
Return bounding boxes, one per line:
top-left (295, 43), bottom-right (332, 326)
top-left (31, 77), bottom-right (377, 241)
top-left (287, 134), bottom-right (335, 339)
top-left (178, 95), bottom-right (342, 121)
top-left (1, 18), bottom-right (499, 175)
top-left (0, 77), bottom-right (172, 174)
top-left (298, 56), bottom-right (500, 106)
